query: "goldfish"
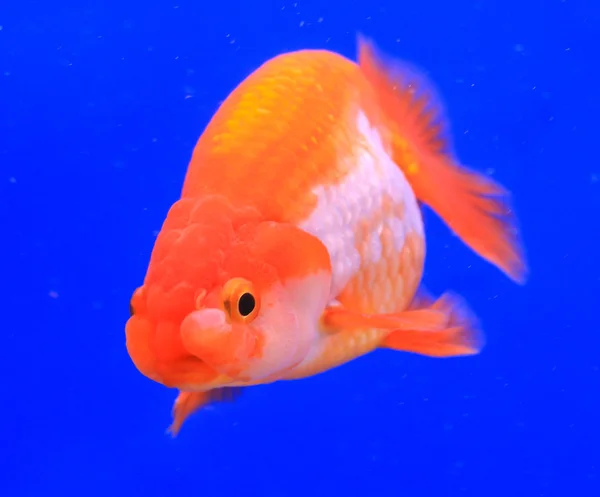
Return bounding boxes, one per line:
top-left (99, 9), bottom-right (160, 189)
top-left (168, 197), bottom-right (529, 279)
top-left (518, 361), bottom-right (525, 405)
top-left (125, 36), bottom-right (528, 435)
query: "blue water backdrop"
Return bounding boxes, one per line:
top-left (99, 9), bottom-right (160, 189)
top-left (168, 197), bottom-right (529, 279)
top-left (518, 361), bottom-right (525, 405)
top-left (1, 1), bottom-right (599, 496)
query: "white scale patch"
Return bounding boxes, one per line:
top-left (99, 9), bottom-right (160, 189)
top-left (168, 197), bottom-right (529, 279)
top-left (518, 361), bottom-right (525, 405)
top-left (298, 109), bottom-right (424, 301)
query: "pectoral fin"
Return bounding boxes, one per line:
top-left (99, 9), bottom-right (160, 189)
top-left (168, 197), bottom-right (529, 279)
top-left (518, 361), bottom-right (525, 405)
top-left (321, 292), bottom-right (484, 358)
top-left (381, 292), bottom-right (484, 357)
top-left (322, 305), bottom-right (448, 333)
top-left (168, 387), bottom-right (243, 436)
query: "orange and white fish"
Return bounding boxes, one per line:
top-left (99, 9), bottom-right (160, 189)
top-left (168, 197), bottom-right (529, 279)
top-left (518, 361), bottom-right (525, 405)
top-left (125, 36), bottom-right (528, 435)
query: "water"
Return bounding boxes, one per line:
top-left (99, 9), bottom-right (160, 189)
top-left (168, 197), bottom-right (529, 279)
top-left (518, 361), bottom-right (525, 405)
top-left (1, 1), bottom-right (599, 496)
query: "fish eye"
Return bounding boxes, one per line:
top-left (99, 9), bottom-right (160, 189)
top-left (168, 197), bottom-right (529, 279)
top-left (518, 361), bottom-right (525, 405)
top-left (238, 292), bottom-right (256, 317)
top-left (222, 278), bottom-right (260, 323)
top-left (129, 286), bottom-right (144, 318)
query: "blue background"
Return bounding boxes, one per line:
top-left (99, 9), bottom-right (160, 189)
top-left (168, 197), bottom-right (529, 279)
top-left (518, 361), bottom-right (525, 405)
top-left (2, 1), bottom-right (599, 496)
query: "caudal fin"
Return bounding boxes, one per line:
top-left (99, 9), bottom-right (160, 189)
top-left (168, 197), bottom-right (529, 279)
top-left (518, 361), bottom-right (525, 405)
top-left (358, 35), bottom-right (528, 284)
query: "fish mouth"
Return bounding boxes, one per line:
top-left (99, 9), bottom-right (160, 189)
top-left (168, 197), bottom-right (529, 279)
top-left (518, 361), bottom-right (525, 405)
top-left (180, 309), bottom-right (246, 379)
top-left (125, 314), bottom-right (225, 390)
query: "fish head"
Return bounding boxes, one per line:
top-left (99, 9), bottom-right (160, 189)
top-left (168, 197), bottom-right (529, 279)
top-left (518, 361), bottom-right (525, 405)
top-left (126, 195), bottom-right (332, 388)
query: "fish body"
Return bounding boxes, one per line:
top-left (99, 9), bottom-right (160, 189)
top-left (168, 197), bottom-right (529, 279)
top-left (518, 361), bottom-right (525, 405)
top-left (126, 37), bottom-right (527, 434)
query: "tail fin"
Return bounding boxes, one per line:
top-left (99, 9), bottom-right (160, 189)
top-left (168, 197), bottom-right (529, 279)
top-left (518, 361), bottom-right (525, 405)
top-left (358, 35), bottom-right (528, 284)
